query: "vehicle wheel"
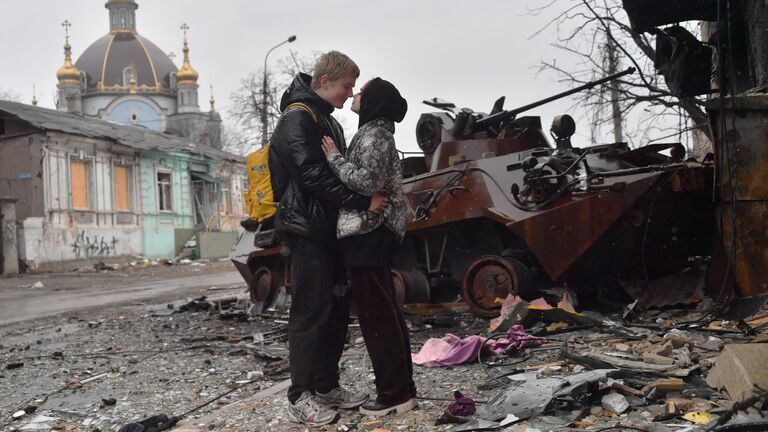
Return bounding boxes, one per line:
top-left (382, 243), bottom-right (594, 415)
top-left (250, 264), bottom-right (284, 308)
top-left (462, 255), bottom-right (533, 318)
top-left (392, 270), bottom-right (430, 304)
top-left (250, 266), bottom-right (273, 304)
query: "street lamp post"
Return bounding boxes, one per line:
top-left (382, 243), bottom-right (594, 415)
top-left (261, 35), bottom-right (296, 147)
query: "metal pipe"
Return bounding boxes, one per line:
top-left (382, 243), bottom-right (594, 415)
top-left (477, 67), bottom-right (636, 127)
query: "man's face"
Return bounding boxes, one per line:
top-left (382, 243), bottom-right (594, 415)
top-left (316, 74), bottom-right (356, 109)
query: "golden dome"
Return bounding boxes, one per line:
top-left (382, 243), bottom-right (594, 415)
top-left (57, 42), bottom-right (82, 85)
top-left (176, 40), bottom-right (198, 84)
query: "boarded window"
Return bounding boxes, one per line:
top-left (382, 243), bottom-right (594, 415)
top-left (157, 172), bottom-right (173, 211)
top-left (70, 160), bottom-right (89, 209)
top-left (114, 166), bottom-right (130, 211)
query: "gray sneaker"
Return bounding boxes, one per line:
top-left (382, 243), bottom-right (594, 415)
top-left (316, 386), bottom-right (369, 409)
top-left (287, 391), bottom-right (339, 427)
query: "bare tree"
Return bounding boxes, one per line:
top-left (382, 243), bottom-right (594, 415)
top-left (0, 87), bottom-right (22, 102)
top-left (529, 0), bottom-right (711, 154)
top-left (224, 52), bottom-right (319, 155)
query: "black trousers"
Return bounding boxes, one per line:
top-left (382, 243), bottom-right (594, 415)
top-left (345, 228), bottom-right (416, 405)
top-left (286, 234), bottom-right (350, 404)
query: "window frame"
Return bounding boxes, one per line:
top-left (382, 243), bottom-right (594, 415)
top-left (123, 66), bottom-right (137, 88)
top-left (156, 169), bottom-right (174, 213)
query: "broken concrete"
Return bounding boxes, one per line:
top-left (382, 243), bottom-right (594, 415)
top-left (706, 343), bottom-right (768, 401)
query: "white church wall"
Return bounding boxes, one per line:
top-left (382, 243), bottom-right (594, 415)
top-left (83, 95), bottom-right (117, 117)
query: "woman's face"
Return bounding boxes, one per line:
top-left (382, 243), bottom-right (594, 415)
top-left (351, 79), bottom-right (373, 114)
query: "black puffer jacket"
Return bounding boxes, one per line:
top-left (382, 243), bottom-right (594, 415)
top-left (268, 73), bottom-right (370, 242)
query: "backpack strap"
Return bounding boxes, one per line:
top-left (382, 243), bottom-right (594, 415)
top-left (285, 102), bottom-right (318, 124)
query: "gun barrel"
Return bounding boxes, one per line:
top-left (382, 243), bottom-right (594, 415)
top-left (476, 67), bottom-right (636, 127)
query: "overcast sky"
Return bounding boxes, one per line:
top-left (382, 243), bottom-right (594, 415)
top-left (0, 0), bottom-right (590, 152)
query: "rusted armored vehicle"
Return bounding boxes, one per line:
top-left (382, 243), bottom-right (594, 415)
top-left (233, 67), bottom-right (715, 317)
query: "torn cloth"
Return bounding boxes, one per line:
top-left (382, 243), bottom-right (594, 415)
top-left (412, 324), bottom-right (539, 367)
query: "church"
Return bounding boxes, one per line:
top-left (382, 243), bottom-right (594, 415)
top-left (56, 0), bottom-right (221, 148)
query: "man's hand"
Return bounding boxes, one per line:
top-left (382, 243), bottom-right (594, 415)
top-left (321, 135), bottom-right (340, 158)
top-left (369, 192), bottom-right (390, 214)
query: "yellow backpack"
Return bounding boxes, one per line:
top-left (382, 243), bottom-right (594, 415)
top-left (245, 102), bottom-right (318, 222)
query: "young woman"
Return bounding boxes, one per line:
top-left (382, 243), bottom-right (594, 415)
top-left (321, 77), bottom-right (416, 417)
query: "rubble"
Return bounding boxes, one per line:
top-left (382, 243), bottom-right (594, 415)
top-left (2, 261), bottom-right (767, 431)
top-left (601, 391), bottom-right (630, 414)
top-left (706, 343), bottom-right (768, 401)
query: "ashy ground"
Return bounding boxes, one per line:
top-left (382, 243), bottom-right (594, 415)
top-left (1, 262), bottom-right (764, 432)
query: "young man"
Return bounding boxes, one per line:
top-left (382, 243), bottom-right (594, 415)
top-left (268, 51), bottom-right (389, 427)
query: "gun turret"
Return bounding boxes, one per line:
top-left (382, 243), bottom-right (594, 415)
top-left (476, 67), bottom-right (635, 133)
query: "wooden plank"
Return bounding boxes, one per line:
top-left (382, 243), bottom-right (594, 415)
top-left (70, 161), bottom-right (89, 209)
top-left (114, 166), bottom-right (130, 211)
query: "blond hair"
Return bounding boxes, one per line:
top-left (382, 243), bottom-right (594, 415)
top-left (311, 51), bottom-right (360, 90)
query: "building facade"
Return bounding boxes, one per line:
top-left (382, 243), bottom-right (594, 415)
top-left (0, 101), bottom-right (245, 271)
top-left (0, 0), bottom-right (247, 273)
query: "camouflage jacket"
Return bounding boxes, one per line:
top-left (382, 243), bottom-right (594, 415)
top-left (327, 119), bottom-right (406, 240)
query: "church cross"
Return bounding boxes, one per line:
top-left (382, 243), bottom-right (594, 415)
top-left (62, 20), bottom-right (72, 43)
top-left (180, 23), bottom-right (190, 42)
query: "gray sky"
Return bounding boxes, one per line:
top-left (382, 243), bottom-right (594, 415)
top-left (1, 0), bottom-right (587, 152)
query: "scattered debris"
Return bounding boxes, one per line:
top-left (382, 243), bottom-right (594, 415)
top-left (601, 391), bottom-right (630, 414)
top-left (2, 258), bottom-right (766, 431)
top-left (682, 411), bottom-right (712, 425)
top-left (476, 369), bottom-right (614, 421)
top-left (706, 343), bottom-right (768, 401)
top-left (412, 325), bottom-right (541, 367)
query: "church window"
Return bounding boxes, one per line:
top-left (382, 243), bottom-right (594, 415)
top-left (70, 160), bottom-right (90, 210)
top-left (114, 165), bottom-right (131, 211)
top-left (130, 113), bottom-right (138, 122)
top-left (123, 66), bottom-right (136, 87)
top-left (157, 171), bottom-right (173, 211)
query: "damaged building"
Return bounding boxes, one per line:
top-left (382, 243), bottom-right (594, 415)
top-left (0, 100), bottom-right (246, 271)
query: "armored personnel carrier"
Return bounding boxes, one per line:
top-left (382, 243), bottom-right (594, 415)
top-left (233, 68), bottom-right (715, 317)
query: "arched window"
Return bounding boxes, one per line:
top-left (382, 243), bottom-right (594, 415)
top-left (123, 66), bottom-right (136, 87)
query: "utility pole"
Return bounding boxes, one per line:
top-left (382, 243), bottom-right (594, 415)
top-left (606, 29), bottom-right (624, 143)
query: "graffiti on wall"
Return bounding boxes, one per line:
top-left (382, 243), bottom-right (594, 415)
top-left (71, 231), bottom-right (119, 259)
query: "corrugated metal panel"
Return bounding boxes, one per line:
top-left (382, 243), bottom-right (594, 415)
top-left (0, 101), bottom-right (243, 163)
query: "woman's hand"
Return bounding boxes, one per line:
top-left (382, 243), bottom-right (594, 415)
top-left (321, 136), bottom-right (340, 157)
top-left (369, 192), bottom-right (390, 214)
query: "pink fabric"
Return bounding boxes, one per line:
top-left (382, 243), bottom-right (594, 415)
top-left (411, 324), bottom-right (540, 367)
